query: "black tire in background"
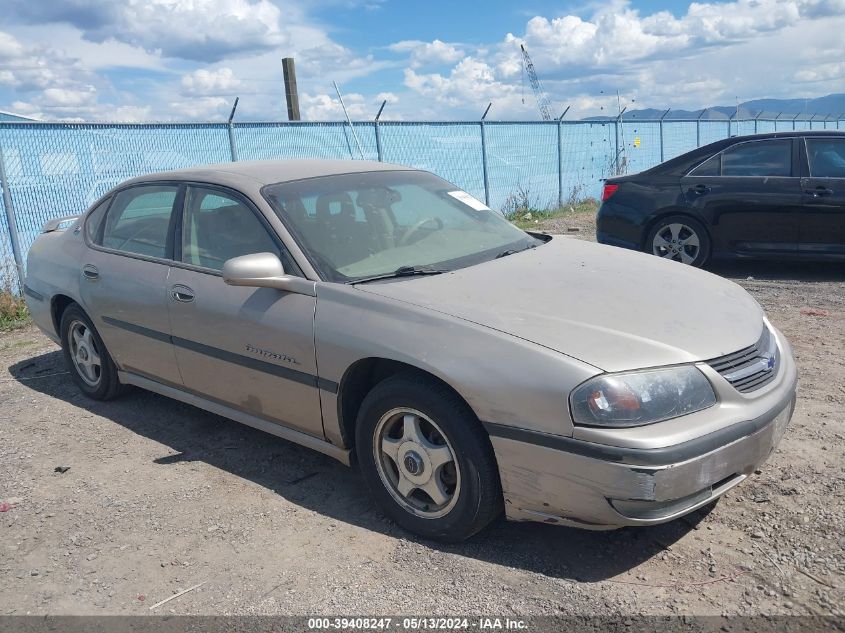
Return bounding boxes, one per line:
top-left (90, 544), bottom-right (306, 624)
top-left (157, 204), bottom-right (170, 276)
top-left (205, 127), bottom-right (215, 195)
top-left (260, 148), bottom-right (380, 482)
top-left (355, 373), bottom-right (502, 542)
top-left (645, 214), bottom-right (711, 267)
top-left (60, 303), bottom-right (125, 400)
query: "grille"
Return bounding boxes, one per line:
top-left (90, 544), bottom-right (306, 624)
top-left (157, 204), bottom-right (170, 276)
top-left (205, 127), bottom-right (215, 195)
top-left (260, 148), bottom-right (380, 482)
top-left (707, 327), bottom-right (779, 393)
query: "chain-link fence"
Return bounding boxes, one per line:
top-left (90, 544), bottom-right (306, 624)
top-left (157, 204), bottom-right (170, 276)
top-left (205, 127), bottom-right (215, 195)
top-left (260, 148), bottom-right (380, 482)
top-left (1, 116), bottom-right (842, 291)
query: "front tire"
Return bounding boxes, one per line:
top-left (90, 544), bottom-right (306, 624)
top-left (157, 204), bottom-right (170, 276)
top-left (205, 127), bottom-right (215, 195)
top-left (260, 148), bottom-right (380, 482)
top-left (60, 303), bottom-right (124, 400)
top-left (645, 215), bottom-right (710, 267)
top-left (355, 374), bottom-right (502, 542)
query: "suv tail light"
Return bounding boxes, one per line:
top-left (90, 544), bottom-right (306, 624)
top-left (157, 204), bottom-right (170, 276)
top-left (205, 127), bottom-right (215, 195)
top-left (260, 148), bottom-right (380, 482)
top-left (601, 183), bottom-right (619, 202)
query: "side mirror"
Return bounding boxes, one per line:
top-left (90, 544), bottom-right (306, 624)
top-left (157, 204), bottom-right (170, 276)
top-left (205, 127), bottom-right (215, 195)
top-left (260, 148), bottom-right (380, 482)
top-left (222, 252), bottom-right (315, 296)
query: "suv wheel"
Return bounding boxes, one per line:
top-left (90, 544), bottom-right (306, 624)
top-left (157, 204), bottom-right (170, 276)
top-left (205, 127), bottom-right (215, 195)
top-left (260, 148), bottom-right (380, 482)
top-left (355, 374), bottom-right (502, 541)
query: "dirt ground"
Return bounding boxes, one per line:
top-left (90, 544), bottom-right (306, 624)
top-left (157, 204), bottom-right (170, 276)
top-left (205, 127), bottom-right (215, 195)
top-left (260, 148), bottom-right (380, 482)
top-left (1, 215), bottom-right (843, 618)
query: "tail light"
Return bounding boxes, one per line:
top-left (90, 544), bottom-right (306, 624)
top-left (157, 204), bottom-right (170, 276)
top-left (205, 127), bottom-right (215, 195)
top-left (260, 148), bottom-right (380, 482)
top-left (601, 183), bottom-right (619, 202)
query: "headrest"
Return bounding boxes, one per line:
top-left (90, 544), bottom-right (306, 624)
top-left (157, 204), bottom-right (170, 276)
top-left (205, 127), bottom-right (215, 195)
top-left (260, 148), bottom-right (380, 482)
top-left (356, 188), bottom-right (401, 209)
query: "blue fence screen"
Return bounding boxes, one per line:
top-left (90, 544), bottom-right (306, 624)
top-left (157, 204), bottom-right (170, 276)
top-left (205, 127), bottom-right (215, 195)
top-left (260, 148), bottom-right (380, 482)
top-left (0, 117), bottom-right (842, 289)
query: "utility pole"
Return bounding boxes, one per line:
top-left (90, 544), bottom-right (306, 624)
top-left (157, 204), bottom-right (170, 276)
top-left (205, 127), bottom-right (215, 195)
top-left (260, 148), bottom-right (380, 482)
top-left (282, 58), bottom-right (300, 121)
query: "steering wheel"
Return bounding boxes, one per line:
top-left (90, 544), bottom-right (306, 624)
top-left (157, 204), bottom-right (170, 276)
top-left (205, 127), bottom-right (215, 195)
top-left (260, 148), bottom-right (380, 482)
top-left (398, 217), bottom-right (444, 246)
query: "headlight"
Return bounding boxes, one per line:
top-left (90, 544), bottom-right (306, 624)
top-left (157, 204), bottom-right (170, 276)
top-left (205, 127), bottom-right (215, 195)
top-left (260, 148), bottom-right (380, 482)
top-left (570, 365), bottom-right (716, 428)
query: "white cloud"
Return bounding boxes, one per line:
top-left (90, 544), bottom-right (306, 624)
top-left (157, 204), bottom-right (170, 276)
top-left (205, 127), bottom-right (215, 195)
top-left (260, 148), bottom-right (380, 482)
top-left (389, 39), bottom-right (465, 68)
top-left (180, 68), bottom-right (243, 97)
top-left (300, 91), bottom-right (399, 120)
top-left (5, 0), bottom-right (286, 62)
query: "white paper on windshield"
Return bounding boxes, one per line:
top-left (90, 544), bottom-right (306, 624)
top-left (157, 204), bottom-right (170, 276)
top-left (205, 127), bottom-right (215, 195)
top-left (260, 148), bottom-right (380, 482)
top-left (447, 190), bottom-right (492, 212)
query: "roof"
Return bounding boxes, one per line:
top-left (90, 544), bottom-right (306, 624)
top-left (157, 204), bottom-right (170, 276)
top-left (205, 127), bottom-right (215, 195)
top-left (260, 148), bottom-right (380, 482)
top-left (0, 109), bottom-right (39, 122)
top-left (126, 159), bottom-right (411, 188)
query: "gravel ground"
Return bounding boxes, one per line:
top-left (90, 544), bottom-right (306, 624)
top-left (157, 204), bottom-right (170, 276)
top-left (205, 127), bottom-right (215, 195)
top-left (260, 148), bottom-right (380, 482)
top-left (1, 214), bottom-right (843, 617)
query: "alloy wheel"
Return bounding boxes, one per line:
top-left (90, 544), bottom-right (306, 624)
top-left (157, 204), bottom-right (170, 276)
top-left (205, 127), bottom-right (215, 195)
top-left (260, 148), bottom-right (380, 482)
top-left (372, 407), bottom-right (461, 519)
top-left (68, 320), bottom-right (102, 387)
top-left (652, 222), bottom-right (701, 265)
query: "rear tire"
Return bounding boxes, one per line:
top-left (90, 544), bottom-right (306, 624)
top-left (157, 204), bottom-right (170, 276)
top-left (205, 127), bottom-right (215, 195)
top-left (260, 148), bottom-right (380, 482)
top-left (645, 215), bottom-right (710, 267)
top-left (355, 374), bottom-right (502, 542)
top-left (60, 303), bottom-right (124, 400)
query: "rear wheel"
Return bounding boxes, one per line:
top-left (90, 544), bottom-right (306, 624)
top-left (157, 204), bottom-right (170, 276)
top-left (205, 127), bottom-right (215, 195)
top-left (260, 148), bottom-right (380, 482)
top-left (60, 304), bottom-right (124, 400)
top-left (646, 215), bottom-right (710, 267)
top-left (355, 374), bottom-right (502, 541)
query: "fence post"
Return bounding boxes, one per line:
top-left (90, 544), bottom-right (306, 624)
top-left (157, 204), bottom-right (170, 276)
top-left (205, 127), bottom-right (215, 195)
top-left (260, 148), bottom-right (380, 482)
top-left (374, 121), bottom-right (383, 162)
top-left (227, 123), bottom-right (238, 162)
top-left (659, 109), bottom-right (670, 163)
top-left (227, 97), bottom-right (239, 162)
top-left (614, 119), bottom-right (620, 175)
top-left (696, 109), bottom-right (707, 147)
top-left (480, 121), bottom-right (490, 206)
top-left (0, 144), bottom-right (24, 291)
top-left (557, 119), bottom-right (563, 208)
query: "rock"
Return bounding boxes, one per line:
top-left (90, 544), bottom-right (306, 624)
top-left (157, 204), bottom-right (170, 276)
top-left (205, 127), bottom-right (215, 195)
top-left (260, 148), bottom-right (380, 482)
top-left (751, 531), bottom-right (765, 539)
top-left (86, 553), bottom-right (98, 561)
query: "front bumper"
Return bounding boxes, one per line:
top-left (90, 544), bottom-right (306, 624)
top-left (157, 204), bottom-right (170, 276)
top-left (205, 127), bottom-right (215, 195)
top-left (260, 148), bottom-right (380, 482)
top-left (488, 335), bottom-right (798, 529)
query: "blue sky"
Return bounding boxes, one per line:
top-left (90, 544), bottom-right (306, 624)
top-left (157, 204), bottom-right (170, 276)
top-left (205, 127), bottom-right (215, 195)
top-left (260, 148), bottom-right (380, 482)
top-left (1, 0), bottom-right (843, 122)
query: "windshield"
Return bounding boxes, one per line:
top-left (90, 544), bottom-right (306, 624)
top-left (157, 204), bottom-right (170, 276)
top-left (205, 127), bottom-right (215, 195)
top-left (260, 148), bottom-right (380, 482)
top-left (262, 170), bottom-right (541, 282)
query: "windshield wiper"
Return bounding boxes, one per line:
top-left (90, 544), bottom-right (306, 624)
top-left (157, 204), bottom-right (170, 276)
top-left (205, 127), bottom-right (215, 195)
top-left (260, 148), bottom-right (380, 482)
top-left (351, 265), bottom-right (448, 284)
top-left (495, 243), bottom-right (538, 259)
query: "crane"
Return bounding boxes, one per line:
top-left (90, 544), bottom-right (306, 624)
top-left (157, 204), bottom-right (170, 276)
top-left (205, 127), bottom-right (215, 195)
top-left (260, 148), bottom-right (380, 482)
top-left (520, 44), bottom-right (552, 121)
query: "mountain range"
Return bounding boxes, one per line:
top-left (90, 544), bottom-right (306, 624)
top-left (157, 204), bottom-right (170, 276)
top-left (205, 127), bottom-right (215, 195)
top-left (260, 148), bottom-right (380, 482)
top-left (584, 93), bottom-right (845, 121)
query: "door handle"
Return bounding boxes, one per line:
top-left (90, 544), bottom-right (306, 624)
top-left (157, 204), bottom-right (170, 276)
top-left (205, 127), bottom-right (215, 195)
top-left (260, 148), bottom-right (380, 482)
top-left (689, 184), bottom-right (711, 195)
top-left (169, 285), bottom-right (195, 303)
top-left (804, 187), bottom-right (834, 197)
top-left (81, 264), bottom-right (99, 280)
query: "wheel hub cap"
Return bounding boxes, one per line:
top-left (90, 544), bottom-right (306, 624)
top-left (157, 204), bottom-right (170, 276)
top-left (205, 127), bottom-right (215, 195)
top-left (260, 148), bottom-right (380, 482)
top-left (402, 449), bottom-right (424, 477)
top-left (373, 409), bottom-right (461, 519)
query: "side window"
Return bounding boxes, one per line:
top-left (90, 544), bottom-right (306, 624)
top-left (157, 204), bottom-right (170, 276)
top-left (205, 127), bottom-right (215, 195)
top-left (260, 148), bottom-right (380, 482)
top-left (84, 197), bottom-right (110, 243)
top-left (101, 186), bottom-right (178, 258)
top-left (182, 186), bottom-right (281, 271)
top-left (721, 140), bottom-right (792, 177)
top-left (690, 154), bottom-right (721, 177)
top-left (806, 138), bottom-right (845, 178)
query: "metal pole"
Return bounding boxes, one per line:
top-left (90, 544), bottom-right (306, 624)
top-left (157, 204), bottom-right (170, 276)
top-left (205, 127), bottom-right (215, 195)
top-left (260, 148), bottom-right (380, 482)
top-left (557, 118), bottom-right (563, 208)
top-left (374, 121), bottom-right (383, 162)
top-left (697, 108), bottom-right (706, 147)
top-left (0, 145), bottom-right (24, 291)
top-left (227, 97), bottom-right (239, 162)
top-left (793, 113), bottom-right (800, 130)
top-left (614, 118), bottom-right (620, 175)
top-left (754, 111), bottom-right (761, 134)
top-left (659, 108), bottom-right (670, 163)
top-left (334, 81), bottom-right (365, 159)
top-left (374, 96), bottom-right (387, 161)
top-left (558, 105), bottom-right (570, 120)
top-left (480, 121), bottom-right (490, 206)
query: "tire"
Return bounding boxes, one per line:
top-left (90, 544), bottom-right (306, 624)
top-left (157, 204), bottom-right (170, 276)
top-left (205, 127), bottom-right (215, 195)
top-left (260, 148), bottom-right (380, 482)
top-left (355, 373), bottom-right (502, 542)
top-left (60, 303), bottom-right (124, 400)
top-left (645, 215), bottom-right (711, 267)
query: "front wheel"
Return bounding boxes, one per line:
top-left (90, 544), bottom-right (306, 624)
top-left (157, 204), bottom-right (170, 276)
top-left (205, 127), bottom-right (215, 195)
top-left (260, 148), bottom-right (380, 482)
top-left (645, 215), bottom-right (710, 267)
top-left (355, 374), bottom-right (502, 541)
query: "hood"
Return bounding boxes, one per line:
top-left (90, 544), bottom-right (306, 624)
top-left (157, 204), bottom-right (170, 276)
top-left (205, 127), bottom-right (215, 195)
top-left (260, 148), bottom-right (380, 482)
top-left (357, 237), bottom-right (764, 372)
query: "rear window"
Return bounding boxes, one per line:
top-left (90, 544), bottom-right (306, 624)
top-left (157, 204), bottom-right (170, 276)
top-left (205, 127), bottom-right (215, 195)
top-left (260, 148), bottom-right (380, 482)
top-left (100, 185), bottom-right (178, 259)
top-left (721, 139), bottom-right (792, 177)
top-left (806, 138), bottom-right (845, 178)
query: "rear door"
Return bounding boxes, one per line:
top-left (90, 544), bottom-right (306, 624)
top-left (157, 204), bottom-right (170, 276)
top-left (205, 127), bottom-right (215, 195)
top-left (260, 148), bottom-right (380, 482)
top-left (166, 184), bottom-right (324, 438)
top-left (680, 138), bottom-right (801, 256)
top-left (800, 136), bottom-right (845, 255)
top-left (80, 183), bottom-right (183, 385)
